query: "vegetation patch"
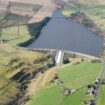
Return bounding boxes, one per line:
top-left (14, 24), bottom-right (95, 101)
top-left (0, 44), bottom-right (52, 105)
top-left (97, 85), bottom-right (105, 105)
top-left (24, 62), bottom-right (102, 105)
top-left (0, 17), bottom-right (50, 46)
top-left (62, 3), bottom-right (105, 37)
top-left (19, 17), bottom-right (50, 47)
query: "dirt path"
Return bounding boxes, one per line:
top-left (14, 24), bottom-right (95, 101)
top-left (26, 73), bottom-right (44, 96)
top-left (26, 67), bottom-right (58, 96)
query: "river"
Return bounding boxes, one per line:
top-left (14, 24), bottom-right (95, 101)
top-left (29, 10), bottom-right (103, 57)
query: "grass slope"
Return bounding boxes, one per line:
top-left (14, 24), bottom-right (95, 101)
top-left (26, 85), bottom-right (86, 105)
top-left (59, 62), bottom-right (101, 89)
top-left (1, 18), bottom-right (49, 46)
top-left (62, 0), bottom-right (105, 33)
top-left (25, 62), bottom-right (102, 105)
top-left (0, 44), bottom-right (44, 76)
top-left (0, 43), bottom-right (45, 104)
top-left (97, 85), bottom-right (105, 105)
top-left (1, 25), bottom-right (31, 46)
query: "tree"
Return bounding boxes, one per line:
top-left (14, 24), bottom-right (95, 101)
top-left (0, 26), bottom-right (2, 41)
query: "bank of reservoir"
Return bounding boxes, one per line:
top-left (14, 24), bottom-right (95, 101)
top-left (29, 10), bottom-right (103, 57)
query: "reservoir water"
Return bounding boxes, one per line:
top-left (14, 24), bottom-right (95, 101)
top-left (29, 10), bottom-right (103, 57)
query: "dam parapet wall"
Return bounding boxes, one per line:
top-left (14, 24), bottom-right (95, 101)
top-left (18, 47), bottom-right (101, 60)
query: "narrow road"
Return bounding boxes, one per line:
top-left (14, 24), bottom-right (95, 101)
top-left (94, 60), bottom-right (105, 105)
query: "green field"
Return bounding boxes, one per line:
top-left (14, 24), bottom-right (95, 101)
top-left (59, 62), bottom-right (101, 88)
top-left (25, 62), bottom-right (102, 105)
top-left (1, 25), bottom-right (31, 46)
top-left (62, 1), bottom-right (105, 33)
top-left (97, 85), bottom-right (105, 105)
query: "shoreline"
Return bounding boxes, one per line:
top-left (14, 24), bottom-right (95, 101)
top-left (63, 12), bottom-right (104, 38)
top-left (18, 17), bottom-right (50, 47)
top-left (19, 9), bottom-right (103, 58)
top-left (62, 11), bottom-right (104, 57)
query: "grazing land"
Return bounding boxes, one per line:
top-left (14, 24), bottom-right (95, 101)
top-left (25, 62), bottom-right (102, 105)
top-left (62, 0), bottom-right (105, 33)
top-left (1, 25), bottom-right (31, 46)
top-left (0, 0), bottom-right (104, 105)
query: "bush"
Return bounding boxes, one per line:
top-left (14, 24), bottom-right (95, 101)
top-left (63, 58), bottom-right (70, 64)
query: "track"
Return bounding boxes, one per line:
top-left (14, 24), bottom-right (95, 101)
top-left (26, 67), bottom-right (57, 96)
top-left (94, 60), bottom-right (105, 105)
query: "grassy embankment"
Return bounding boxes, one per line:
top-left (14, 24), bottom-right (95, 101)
top-left (25, 62), bottom-right (102, 105)
top-left (97, 85), bottom-right (105, 105)
top-left (0, 16), bottom-right (51, 104)
top-left (1, 25), bottom-right (30, 46)
top-left (62, 1), bottom-right (105, 33)
top-left (1, 17), bottom-right (50, 47)
top-left (0, 43), bottom-right (47, 105)
top-left (0, 3), bottom-right (51, 104)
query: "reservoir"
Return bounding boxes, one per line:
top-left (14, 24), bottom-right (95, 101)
top-left (29, 10), bottom-right (103, 57)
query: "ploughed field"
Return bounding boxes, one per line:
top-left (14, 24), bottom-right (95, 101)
top-left (0, 0), bottom-right (57, 23)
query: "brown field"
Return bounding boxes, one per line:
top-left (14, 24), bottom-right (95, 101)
top-left (0, 0), bottom-right (58, 23)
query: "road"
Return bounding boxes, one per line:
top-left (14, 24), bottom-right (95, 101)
top-left (94, 60), bottom-right (105, 105)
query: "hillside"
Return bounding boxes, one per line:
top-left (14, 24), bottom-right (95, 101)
top-left (0, 44), bottom-right (51, 105)
top-left (24, 62), bottom-right (102, 105)
top-left (0, 0), bottom-right (57, 23)
top-left (0, 0), bottom-right (104, 105)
